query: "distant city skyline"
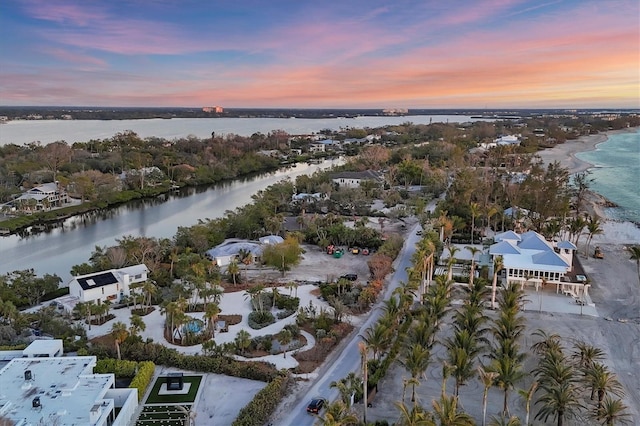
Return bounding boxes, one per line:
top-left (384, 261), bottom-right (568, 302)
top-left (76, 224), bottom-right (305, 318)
top-left (1, 0), bottom-right (638, 109)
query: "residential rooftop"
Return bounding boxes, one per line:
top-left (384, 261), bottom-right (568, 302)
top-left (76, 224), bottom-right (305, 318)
top-left (0, 356), bottom-right (135, 426)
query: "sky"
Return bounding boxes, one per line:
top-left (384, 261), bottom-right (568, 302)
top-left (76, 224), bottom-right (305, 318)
top-left (0, 0), bottom-right (639, 109)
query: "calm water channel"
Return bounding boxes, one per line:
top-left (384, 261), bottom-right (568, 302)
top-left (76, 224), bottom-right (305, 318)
top-left (0, 159), bottom-right (341, 282)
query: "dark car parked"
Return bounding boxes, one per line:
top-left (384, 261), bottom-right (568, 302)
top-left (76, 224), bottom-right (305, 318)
top-left (340, 274), bottom-right (358, 281)
top-left (306, 397), bottom-right (327, 414)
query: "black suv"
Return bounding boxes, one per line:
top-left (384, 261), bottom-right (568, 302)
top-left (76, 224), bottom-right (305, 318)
top-left (306, 397), bottom-right (327, 414)
top-left (340, 274), bottom-right (358, 281)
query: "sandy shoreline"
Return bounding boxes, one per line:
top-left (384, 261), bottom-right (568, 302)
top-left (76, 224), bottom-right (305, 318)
top-left (536, 127), bottom-right (638, 175)
top-left (535, 127), bottom-right (640, 244)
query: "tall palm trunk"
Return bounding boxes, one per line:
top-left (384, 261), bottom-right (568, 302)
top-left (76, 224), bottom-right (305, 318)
top-left (503, 388), bottom-right (509, 416)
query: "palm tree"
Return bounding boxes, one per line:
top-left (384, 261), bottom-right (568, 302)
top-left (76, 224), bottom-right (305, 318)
top-left (488, 415), bottom-right (521, 426)
top-left (592, 396), bottom-right (632, 425)
top-left (316, 401), bottom-right (359, 426)
top-left (424, 276), bottom-right (454, 328)
top-left (530, 329), bottom-right (563, 356)
top-left (534, 380), bottom-right (583, 426)
top-left (169, 248), bottom-right (179, 278)
top-left (626, 245), bottom-right (640, 286)
top-left (237, 248), bottom-right (254, 280)
top-left (277, 328), bottom-right (292, 357)
top-left (394, 401), bottom-right (435, 426)
top-left (445, 329), bottom-right (481, 397)
top-left (141, 280), bottom-right (157, 311)
top-left (567, 215), bottom-right (586, 247)
top-left (271, 287), bottom-right (281, 309)
top-left (227, 260), bottom-right (240, 286)
top-left (489, 355), bottom-right (526, 416)
top-left (440, 361), bottom-right (454, 397)
top-left (470, 202), bottom-right (480, 244)
top-left (446, 245), bottom-right (460, 282)
top-left (330, 379), bottom-right (353, 407)
top-left (234, 329), bottom-right (251, 355)
top-left (111, 321), bottom-right (128, 360)
top-left (401, 377), bottom-right (419, 404)
top-left (477, 366), bottom-right (499, 426)
top-left (364, 322), bottom-right (392, 361)
top-left (584, 214), bottom-right (603, 257)
top-left (244, 284), bottom-right (265, 312)
top-left (285, 281), bottom-right (296, 297)
top-left (399, 343), bottom-right (431, 404)
top-left (129, 314), bottom-right (146, 337)
top-left (205, 302), bottom-right (221, 337)
top-left (491, 255), bottom-right (504, 310)
top-left (571, 340), bottom-right (605, 370)
top-left (431, 394), bottom-right (474, 426)
top-left (465, 246), bottom-right (482, 287)
top-left (517, 381), bottom-right (538, 426)
top-left (584, 362), bottom-right (625, 410)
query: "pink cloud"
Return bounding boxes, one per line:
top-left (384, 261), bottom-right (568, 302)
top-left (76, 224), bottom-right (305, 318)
top-left (45, 48), bottom-right (107, 69)
top-left (21, 0), bottom-right (109, 26)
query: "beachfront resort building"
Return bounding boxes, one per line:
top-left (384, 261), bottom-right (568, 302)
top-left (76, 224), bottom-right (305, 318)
top-left (68, 264), bottom-right (149, 304)
top-left (489, 230), bottom-right (586, 298)
top-left (0, 351), bottom-right (138, 426)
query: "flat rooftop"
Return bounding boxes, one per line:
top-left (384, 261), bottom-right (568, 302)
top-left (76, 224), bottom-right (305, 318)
top-left (0, 356), bottom-right (114, 425)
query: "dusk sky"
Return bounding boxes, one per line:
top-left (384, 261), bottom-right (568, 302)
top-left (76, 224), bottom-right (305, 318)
top-left (1, 0), bottom-right (638, 109)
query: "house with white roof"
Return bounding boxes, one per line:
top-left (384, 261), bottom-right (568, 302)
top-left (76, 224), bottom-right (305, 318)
top-left (331, 170), bottom-right (384, 188)
top-left (489, 230), bottom-right (585, 297)
top-left (0, 352), bottom-right (137, 426)
top-left (14, 182), bottom-right (69, 211)
top-left (68, 264), bottom-right (148, 304)
top-left (22, 339), bottom-right (64, 358)
top-left (205, 236), bottom-right (284, 267)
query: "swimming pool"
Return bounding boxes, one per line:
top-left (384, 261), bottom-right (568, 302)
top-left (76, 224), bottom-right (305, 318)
top-left (183, 319), bottom-right (204, 333)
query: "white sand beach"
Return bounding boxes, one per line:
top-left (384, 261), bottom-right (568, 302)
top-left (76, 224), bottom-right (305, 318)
top-left (536, 127), bottom-right (640, 244)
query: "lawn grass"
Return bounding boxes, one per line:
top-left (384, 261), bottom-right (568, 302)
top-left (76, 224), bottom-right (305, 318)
top-left (145, 375), bottom-right (202, 404)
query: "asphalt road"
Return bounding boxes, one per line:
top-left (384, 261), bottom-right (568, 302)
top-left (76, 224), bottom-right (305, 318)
top-left (278, 223), bottom-right (422, 426)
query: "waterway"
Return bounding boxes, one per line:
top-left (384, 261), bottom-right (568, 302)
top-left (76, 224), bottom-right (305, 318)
top-left (0, 115), bottom-right (491, 146)
top-left (0, 159), bottom-right (341, 282)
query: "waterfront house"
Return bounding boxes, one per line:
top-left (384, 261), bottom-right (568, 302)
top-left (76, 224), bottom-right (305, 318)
top-left (331, 170), bottom-right (384, 188)
top-left (14, 182), bottom-right (69, 211)
top-left (488, 230), bottom-right (585, 297)
top-left (68, 264), bottom-right (149, 304)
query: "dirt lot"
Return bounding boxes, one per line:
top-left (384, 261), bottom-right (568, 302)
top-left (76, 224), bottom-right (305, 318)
top-left (246, 216), bottom-right (417, 285)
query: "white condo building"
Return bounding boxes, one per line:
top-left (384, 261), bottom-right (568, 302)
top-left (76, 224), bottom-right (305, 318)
top-left (0, 352), bottom-right (137, 426)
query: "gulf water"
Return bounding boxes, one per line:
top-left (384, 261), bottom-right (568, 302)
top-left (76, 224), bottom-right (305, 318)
top-left (576, 129), bottom-right (640, 223)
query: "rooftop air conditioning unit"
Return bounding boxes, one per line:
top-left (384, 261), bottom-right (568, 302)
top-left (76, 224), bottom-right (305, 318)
top-left (32, 396), bottom-right (41, 409)
top-left (24, 370), bottom-right (32, 381)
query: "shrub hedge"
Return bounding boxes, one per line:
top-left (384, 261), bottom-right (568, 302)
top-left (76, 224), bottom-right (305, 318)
top-left (232, 373), bottom-right (291, 426)
top-left (130, 361), bottom-right (155, 402)
top-left (92, 358), bottom-right (155, 402)
top-left (120, 340), bottom-right (278, 382)
top-left (94, 358), bottom-right (139, 377)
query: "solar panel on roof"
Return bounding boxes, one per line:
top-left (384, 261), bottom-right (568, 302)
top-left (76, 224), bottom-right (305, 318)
top-left (78, 272), bottom-right (118, 289)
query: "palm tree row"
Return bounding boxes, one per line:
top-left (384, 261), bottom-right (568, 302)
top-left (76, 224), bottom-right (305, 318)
top-left (317, 275), bottom-right (417, 425)
top-left (530, 331), bottom-right (631, 425)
